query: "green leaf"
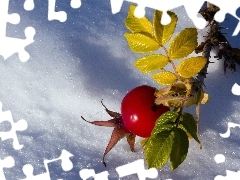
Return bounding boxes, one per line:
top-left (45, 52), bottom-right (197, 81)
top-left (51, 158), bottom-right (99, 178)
top-left (152, 71), bottom-right (178, 85)
top-left (178, 124), bottom-right (193, 139)
top-left (176, 56), bottom-right (207, 78)
top-left (152, 111), bottom-right (178, 135)
top-left (124, 33), bottom-right (160, 53)
top-left (144, 111), bottom-right (178, 168)
top-left (125, 5), bottom-right (153, 34)
top-left (168, 28), bottom-right (198, 60)
top-left (180, 113), bottom-right (201, 144)
top-left (145, 130), bottom-right (174, 168)
top-left (134, 54), bottom-right (168, 73)
top-left (170, 128), bottom-right (189, 170)
top-left (153, 11), bottom-right (178, 45)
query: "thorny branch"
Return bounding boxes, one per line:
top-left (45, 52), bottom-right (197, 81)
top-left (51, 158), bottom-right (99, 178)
top-left (193, 2), bottom-right (240, 131)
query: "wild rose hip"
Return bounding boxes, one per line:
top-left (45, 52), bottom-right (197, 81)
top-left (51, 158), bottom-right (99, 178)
top-left (81, 85), bottom-right (169, 166)
top-left (121, 85), bottom-right (170, 137)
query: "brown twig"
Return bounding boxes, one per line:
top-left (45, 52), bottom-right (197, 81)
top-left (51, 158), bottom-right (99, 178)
top-left (193, 2), bottom-right (239, 136)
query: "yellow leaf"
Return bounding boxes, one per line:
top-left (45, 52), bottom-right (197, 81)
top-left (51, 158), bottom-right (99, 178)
top-left (152, 71), bottom-right (177, 85)
top-left (201, 92), bottom-right (209, 104)
top-left (134, 54), bottom-right (168, 73)
top-left (155, 86), bottom-right (172, 97)
top-left (153, 11), bottom-right (178, 45)
top-left (125, 5), bottom-right (153, 34)
top-left (124, 33), bottom-right (160, 53)
top-left (176, 56), bottom-right (207, 78)
top-left (154, 84), bottom-right (186, 107)
top-left (170, 83), bottom-right (186, 93)
top-left (168, 28), bottom-right (198, 60)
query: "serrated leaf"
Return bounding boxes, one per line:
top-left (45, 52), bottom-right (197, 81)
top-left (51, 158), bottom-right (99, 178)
top-left (134, 54), bottom-right (168, 73)
top-left (180, 113), bottom-right (201, 144)
top-left (168, 28), bottom-right (198, 60)
top-left (145, 130), bottom-right (174, 168)
top-left (151, 111), bottom-right (178, 135)
top-left (152, 71), bottom-right (178, 85)
top-left (125, 5), bottom-right (153, 34)
top-left (155, 86), bottom-right (172, 97)
top-left (170, 128), bottom-right (189, 170)
top-left (178, 124), bottom-right (193, 139)
top-left (144, 111), bottom-right (182, 169)
top-left (153, 11), bottom-right (178, 45)
top-left (124, 33), bottom-right (160, 53)
top-left (176, 56), bottom-right (207, 78)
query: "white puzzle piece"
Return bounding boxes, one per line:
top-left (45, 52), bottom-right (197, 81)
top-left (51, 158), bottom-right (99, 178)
top-left (110, 0), bottom-right (240, 35)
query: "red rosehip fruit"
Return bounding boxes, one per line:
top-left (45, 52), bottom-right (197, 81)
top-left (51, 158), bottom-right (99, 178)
top-left (81, 85), bottom-right (170, 166)
top-left (121, 85), bottom-right (170, 137)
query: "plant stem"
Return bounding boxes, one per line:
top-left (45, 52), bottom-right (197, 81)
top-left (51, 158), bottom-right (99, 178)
top-left (195, 2), bottom-right (238, 135)
top-left (194, 3), bottom-right (218, 134)
top-left (162, 45), bottom-right (178, 77)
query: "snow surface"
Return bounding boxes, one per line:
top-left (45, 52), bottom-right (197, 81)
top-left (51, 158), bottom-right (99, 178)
top-left (1, 1), bottom-right (240, 179)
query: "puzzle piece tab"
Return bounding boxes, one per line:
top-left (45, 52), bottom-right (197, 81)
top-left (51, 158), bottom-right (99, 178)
top-left (116, 159), bottom-right (158, 180)
top-left (214, 114), bottom-right (240, 180)
top-left (110, 0), bottom-right (240, 35)
top-left (206, 0), bottom-right (240, 22)
top-left (24, 0), bottom-right (35, 11)
top-left (219, 122), bottom-right (240, 138)
top-left (232, 83), bottom-right (240, 95)
top-left (79, 169), bottom-right (109, 180)
top-left (48, 156), bottom-right (80, 180)
top-left (0, 0), bottom-right (36, 62)
top-left (0, 156), bottom-right (15, 180)
top-left (22, 164), bottom-right (50, 180)
top-left (21, 149), bottom-right (74, 180)
top-left (207, 0), bottom-right (240, 36)
top-left (215, 170), bottom-right (240, 180)
top-left (48, 0), bottom-right (82, 22)
top-left (0, 102), bottom-right (28, 150)
top-left (110, 0), bottom-right (206, 27)
top-left (24, 0), bottom-right (82, 22)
